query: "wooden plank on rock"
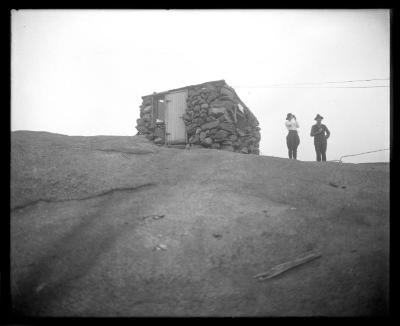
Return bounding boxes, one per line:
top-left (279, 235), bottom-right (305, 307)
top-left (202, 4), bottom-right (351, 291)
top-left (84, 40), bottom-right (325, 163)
top-left (254, 250), bottom-right (322, 281)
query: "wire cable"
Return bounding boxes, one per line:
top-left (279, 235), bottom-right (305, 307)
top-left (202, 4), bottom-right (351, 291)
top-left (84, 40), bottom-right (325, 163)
top-left (266, 78), bottom-right (389, 87)
top-left (233, 85), bottom-right (389, 89)
top-left (249, 85), bottom-right (388, 89)
top-left (337, 148), bottom-right (390, 163)
top-left (232, 77), bottom-right (390, 89)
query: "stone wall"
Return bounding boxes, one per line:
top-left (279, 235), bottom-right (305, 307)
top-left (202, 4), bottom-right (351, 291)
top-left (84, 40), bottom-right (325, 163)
top-left (135, 96), bottom-right (166, 145)
top-left (135, 82), bottom-right (261, 154)
top-left (183, 83), bottom-right (260, 154)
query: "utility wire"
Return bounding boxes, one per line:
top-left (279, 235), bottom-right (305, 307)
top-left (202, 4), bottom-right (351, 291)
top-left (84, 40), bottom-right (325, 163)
top-left (250, 85), bottom-right (389, 89)
top-left (234, 85), bottom-right (389, 89)
top-left (232, 78), bottom-right (390, 89)
top-left (336, 148), bottom-right (390, 163)
top-left (266, 78), bottom-right (389, 87)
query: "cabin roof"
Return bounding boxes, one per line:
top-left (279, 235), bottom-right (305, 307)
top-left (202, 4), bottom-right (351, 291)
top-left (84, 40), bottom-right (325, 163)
top-left (140, 79), bottom-right (257, 124)
top-left (141, 80), bottom-right (227, 99)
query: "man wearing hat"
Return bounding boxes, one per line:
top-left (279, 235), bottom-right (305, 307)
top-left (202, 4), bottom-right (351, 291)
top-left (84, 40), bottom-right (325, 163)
top-left (310, 114), bottom-right (330, 162)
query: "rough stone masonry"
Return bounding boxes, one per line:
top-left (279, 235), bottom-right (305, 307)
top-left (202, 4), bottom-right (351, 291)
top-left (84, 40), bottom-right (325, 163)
top-left (135, 81), bottom-right (261, 154)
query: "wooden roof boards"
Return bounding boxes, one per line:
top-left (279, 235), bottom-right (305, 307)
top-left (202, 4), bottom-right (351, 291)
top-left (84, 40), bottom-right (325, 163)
top-left (141, 80), bottom-right (227, 99)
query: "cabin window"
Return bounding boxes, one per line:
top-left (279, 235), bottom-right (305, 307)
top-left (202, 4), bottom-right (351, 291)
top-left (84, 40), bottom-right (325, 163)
top-left (155, 97), bottom-right (166, 122)
top-left (236, 104), bottom-right (245, 119)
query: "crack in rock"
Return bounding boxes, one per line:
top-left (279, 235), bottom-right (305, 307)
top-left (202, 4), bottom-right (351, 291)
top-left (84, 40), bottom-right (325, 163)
top-left (96, 148), bottom-right (156, 155)
top-left (11, 183), bottom-right (156, 212)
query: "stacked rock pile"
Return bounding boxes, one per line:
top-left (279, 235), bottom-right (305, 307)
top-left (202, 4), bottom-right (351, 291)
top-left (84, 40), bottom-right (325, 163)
top-left (135, 96), bottom-right (166, 145)
top-left (135, 96), bottom-right (153, 137)
top-left (135, 81), bottom-right (261, 154)
top-left (183, 83), bottom-right (260, 154)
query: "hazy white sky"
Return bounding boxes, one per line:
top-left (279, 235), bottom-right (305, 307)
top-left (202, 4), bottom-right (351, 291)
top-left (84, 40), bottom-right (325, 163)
top-left (11, 9), bottom-right (390, 163)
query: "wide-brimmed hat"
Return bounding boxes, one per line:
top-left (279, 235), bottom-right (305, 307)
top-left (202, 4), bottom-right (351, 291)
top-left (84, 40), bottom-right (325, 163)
top-left (314, 114), bottom-right (323, 121)
top-left (286, 113), bottom-right (293, 120)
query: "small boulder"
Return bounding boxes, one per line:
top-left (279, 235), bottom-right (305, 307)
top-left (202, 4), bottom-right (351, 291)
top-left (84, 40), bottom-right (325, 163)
top-left (145, 134), bottom-right (155, 141)
top-left (190, 134), bottom-right (200, 144)
top-left (219, 122), bottom-right (236, 133)
top-left (229, 134), bottom-right (238, 141)
top-left (201, 120), bottom-right (220, 130)
top-left (202, 137), bottom-right (213, 146)
top-left (233, 141), bottom-right (241, 148)
top-left (209, 107), bottom-right (226, 117)
top-left (218, 115), bottom-right (227, 122)
top-left (207, 92), bottom-right (219, 103)
top-left (142, 114), bottom-right (152, 122)
top-left (221, 145), bottom-right (234, 152)
top-left (182, 113), bottom-right (191, 122)
top-left (213, 130), bottom-right (230, 141)
top-left (211, 100), bottom-right (235, 111)
top-left (193, 118), bottom-right (205, 125)
top-left (253, 131), bottom-right (261, 141)
top-left (142, 105), bottom-right (152, 113)
top-left (220, 86), bottom-right (236, 99)
top-left (329, 182), bottom-right (339, 188)
top-left (186, 124), bottom-right (198, 134)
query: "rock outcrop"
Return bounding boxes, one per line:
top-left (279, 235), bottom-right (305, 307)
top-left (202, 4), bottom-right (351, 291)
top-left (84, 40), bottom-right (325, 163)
top-left (11, 131), bottom-right (390, 316)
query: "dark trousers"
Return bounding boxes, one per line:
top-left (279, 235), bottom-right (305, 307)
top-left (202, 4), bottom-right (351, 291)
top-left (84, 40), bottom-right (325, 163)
top-left (314, 138), bottom-right (327, 162)
top-left (286, 130), bottom-right (300, 159)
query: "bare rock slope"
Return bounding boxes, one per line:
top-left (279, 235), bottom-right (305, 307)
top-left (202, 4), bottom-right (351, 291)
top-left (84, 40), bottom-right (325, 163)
top-left (11, 131), bottom-right (389, 316)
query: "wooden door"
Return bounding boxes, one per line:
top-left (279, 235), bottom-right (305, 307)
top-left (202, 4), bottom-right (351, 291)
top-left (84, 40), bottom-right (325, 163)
top-left (165, 90), bottom-right (187, 144)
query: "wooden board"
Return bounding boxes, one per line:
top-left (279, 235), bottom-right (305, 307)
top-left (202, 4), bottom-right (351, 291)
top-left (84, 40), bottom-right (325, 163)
top-left (254, 250), bottom-right (322, 280)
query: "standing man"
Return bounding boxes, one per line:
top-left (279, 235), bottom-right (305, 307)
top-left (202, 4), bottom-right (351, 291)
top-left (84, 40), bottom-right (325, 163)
top-left (310, 114), bottom-right (330, 162)
top-left (285, 113), bottom-right (300, 160)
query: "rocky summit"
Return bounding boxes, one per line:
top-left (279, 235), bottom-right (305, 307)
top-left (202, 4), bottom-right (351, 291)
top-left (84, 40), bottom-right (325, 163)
top-left (11, 131), bottom-right (389, 316)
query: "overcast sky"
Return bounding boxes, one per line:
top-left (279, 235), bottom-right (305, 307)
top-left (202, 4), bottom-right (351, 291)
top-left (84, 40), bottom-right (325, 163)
top-left (11, 9), bottom-right (390, 163)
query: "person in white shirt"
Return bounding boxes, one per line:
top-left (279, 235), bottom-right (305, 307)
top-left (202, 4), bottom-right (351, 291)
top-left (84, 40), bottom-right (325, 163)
top-left (285, 113), bottom-right (300, 160)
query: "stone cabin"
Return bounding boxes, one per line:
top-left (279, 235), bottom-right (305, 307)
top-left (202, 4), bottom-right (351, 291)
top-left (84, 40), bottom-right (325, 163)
top-left (135, 80), bottom-right (261, 154)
